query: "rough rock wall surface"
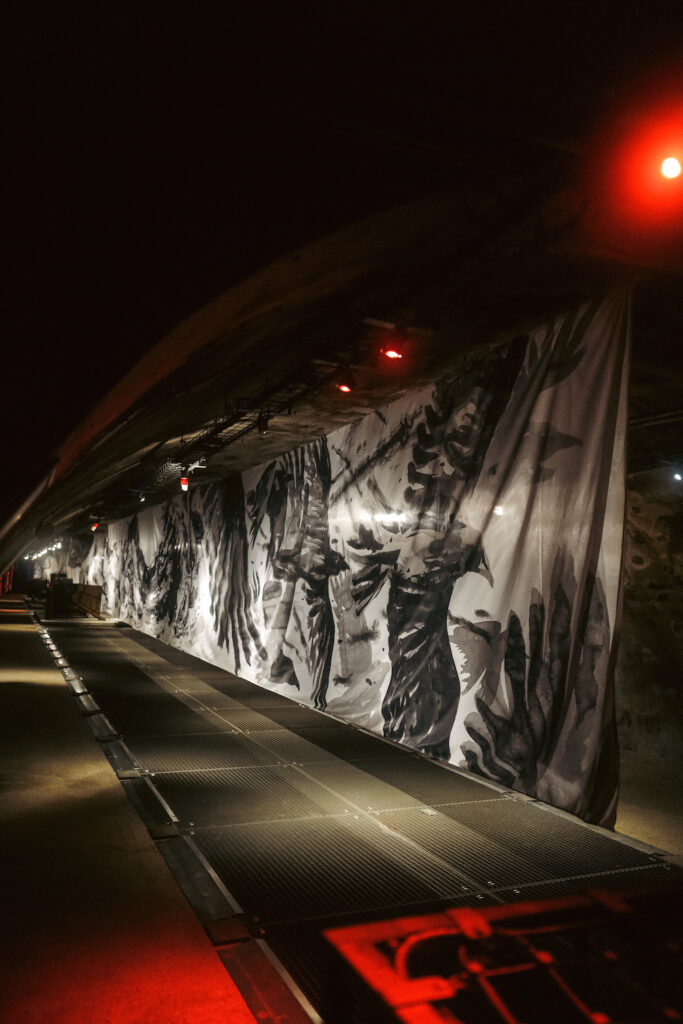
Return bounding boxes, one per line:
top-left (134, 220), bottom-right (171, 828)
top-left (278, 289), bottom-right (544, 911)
top-left (616, 485), bottom-right (683, 761)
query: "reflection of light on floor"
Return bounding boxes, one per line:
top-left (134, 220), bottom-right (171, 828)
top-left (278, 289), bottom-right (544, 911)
top-left (1, 913), bottom-right (255, 1024)
top-left (0, 773), bottom-right (126, 826)
top-left (0, 669), bottom-right (64, 685)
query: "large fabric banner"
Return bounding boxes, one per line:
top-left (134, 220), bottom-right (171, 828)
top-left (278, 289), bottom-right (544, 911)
top-left (76, 292), bottom-right (629, 824)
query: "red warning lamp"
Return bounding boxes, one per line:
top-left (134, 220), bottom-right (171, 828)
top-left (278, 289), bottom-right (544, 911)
top-left (380, 336), bottom-right (406, 361)
top-left (334, 365), bottom-right (355, 393)
top-left (90, 522), bottom-right (99, 532)
top-left (661, 156), bottom-right (681, 178)
top-left (587, 101), bottom-right (683, 260)
top-left (180, 476), bottom-right (189, 492)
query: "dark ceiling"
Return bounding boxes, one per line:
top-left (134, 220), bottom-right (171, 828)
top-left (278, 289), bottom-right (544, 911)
top-left (2, 4), bottom-right (682, 567)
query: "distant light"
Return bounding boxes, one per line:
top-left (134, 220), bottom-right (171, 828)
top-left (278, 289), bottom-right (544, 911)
top-left (91, 522), bottom-right (99, 532)
top-left (661, 156), bottom-right (681, 178)
top-left (493, 505), bottom-right (504, 516)
top-left (675, 473), bottom-right (682, 481)
top-left (140, 494), bottom-right (146, 503)
top-left (381, 347), bottom-right (403, 360)
top-left (180, 476), bottom-right (189, 492)
top-left (334, 365), bottom-right (355, 393)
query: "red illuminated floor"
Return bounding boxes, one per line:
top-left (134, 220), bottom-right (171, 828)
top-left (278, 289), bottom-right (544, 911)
top-left (0, 595), bottom-right (255, 1024)
top-left (6, 596), bottom-right (682, 1023)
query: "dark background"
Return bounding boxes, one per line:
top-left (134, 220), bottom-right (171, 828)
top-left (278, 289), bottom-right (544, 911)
top-left (3, 3), bottom-right (682, 499)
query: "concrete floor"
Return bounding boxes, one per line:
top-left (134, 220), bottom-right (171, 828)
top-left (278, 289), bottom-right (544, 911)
top-left (616, 750), bottom-right (683, 864)
top-left (0, 595), bottom-right (254, 1024)
top-left (1, 592), bottom-right (681, 1023)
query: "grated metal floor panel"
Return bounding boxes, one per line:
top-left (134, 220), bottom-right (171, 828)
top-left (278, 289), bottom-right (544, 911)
top-left (123, 731), bottom-right (282, 773)
top-left (280, 725), bottom-right (413, 761)
top-left (347, 755), bottom-right (505, 805)
top-left (193, 815), bottom-right (475, 925)
top-left (242, 728), bottom-right (342, 763)
top-left (437, 799), bottom-right (653, 875)
top-left (151, 765), bottom-right (354, 827)
top-left (47, 620), bottom-right (681, 1023)
top-left (200, 706), bottom-right (290, 733)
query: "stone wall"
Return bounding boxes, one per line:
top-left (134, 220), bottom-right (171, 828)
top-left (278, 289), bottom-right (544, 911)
top-left (616, 481), bottom-right (683, 761)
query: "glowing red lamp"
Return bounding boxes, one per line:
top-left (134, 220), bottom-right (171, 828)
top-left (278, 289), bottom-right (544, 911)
top-left (381, 347), bottom-right (403, 360)
top-left (90, 522), bottom-right (99, 532)
top-left (180, 476), bottom-right (189, 492)
top-left (661, 156), bottom-right (681, 178)
top-left (334, 365), bottom-right (355, 393)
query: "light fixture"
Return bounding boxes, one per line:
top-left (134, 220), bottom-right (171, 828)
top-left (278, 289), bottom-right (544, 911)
top-left (493, 505), bottom-right (504, 516)
top-left (334, 365), bottom-right (355, 393)
top-left (675, 472), bottom-right (682, 481)
top-left (91, 522), bottom-right (99, 532)
top-left (661, 156), bottom-right (681, 179)
top-left (256, 412), bottom-right (269, 435)
top-left (140, 493), bottom-right (146, 503)
top-left (180, 476), bottom-right (189, 492)
top-left (379, 337), bottom-right (406, 360)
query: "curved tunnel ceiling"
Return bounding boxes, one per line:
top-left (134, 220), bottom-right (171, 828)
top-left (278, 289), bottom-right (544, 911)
top-left (2, 176), bottom-right (681, 573)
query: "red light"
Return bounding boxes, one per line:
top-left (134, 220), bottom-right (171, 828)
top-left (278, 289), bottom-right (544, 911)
top-left (661, 156), bottom-right (681, 178)
top-left (591, 1014), bottom-right (611, 1024)
top-left (382, 348), bottom-right (403, 360)
top-left (465, 960), bottom-right (484, 974)
top-left (336, 383), bottom-right (352, 393)
top-left (90, 522), bottom-right (98, 532)
top-left (536, 950), bottom-right (554, 964)
top-left (180, 476), bottom-right (189, 492)
top-left (597, 103), bottom-right (683, 227)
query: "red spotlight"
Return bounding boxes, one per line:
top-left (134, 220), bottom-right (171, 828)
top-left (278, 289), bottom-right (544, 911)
top-left (379, 335), bottom-right (407, 361)
top-left (661, 156), bottom-right (681, 178)
top-left (334, 365), bottom-right (355, 392)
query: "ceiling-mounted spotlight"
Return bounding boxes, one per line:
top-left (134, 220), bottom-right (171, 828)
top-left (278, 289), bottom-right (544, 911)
top-left (380, 338), bottom-right (405, 360)
top-left (256, 411), bottom-right (269, 435)
top-left (661, 156), bottom-right (681, 179)
top-left (334, 365), bottom-right (355, 393)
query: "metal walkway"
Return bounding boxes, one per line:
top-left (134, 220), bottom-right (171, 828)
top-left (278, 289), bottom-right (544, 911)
top-left (37, 616), bottom-right (680, 1022)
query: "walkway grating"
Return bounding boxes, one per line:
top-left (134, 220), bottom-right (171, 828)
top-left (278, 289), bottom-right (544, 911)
top-left (43, 618), bottom-right (681, 1022)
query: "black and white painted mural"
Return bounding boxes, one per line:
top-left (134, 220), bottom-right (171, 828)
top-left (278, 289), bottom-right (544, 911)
top-left (48, 293), bottom-right (630, 825)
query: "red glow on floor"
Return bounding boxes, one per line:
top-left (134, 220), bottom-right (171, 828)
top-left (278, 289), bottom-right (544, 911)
top-left (591, 1013), bottom-right (611, 1024)
top-left (2, 920), bottom-right (255, 1024)
top-left (535, 950), bottom-right (554, 964)
top-left (465, 960), bottom-right (484, 974)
